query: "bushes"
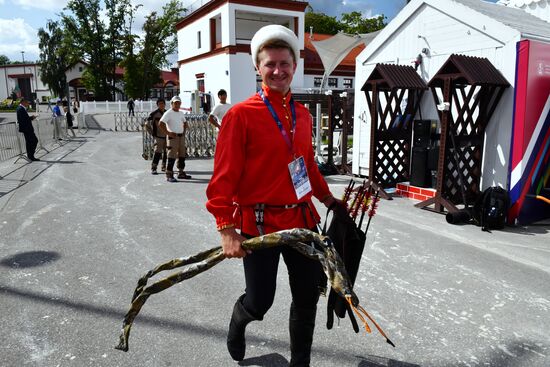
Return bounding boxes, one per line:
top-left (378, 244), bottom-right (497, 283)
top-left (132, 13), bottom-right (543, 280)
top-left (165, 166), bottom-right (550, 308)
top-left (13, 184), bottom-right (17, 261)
top-left (0, 98), bottom-right (36, 112)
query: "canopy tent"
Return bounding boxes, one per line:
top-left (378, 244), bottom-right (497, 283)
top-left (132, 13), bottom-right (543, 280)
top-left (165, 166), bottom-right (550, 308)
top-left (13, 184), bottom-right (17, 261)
top-left (311, 31), bottom-right (380, 90)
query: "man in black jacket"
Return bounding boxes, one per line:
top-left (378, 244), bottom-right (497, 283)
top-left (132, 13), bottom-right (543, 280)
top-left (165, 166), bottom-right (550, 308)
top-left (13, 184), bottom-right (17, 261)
top-left (17, 98), bottom-right (39, 161)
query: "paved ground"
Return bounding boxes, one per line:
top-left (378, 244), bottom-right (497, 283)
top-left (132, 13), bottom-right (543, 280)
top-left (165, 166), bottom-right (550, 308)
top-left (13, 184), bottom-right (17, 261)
top-left (0, 116), bottom-right (549, 367)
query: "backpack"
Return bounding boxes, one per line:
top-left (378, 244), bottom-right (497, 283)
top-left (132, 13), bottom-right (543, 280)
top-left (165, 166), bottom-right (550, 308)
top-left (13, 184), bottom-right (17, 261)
top-left (473, 186), bottom-right (509, 231)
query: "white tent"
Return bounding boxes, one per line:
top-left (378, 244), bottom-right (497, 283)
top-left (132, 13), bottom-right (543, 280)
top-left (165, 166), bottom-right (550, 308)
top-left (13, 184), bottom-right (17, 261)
top-left (311, 31), bottom-right (380, 89)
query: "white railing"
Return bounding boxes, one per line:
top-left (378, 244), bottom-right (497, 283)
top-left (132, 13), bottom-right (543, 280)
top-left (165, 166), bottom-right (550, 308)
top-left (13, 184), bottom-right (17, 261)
top-left (80, 100), bottom-right (156, 115)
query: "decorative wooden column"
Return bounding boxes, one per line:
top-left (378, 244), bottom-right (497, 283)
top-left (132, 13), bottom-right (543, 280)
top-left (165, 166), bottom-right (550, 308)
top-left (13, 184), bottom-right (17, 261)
top-left (416, 54), bottom-right (510, 213)
top-left (361, 64), bottom-right (427, 199)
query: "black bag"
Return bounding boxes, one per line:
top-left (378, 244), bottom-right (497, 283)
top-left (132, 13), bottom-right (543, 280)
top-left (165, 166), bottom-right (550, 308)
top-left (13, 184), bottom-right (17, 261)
top-left (473, 187), bottom-right (509, 231)
top-left (323, 204), bottom-right (365, 333)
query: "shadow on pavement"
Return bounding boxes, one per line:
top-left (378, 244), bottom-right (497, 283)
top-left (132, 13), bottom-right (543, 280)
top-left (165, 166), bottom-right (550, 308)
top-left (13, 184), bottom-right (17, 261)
top-left (0, 250), bottom-right (61, 268)
top-left (239, 353), bottom-right (288, 366)
top-left (357, 354), bottom-right (421, 366)
top-left (0, 140), bottom-right (87, 199)
top-left (0, 284), bottom-right (408, 365)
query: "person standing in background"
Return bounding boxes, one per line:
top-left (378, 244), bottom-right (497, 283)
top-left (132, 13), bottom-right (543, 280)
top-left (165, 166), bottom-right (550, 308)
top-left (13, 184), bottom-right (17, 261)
top-left (127, 98), bottom-right (135, 116)
top-left (146, 99), bottom-right (168, 175)
top-left (159, 96), bottom-right (192, 182)
top-left (17, 98), bottom-right (39, 161)
top-left (208, 89), bottom-right (232, 129)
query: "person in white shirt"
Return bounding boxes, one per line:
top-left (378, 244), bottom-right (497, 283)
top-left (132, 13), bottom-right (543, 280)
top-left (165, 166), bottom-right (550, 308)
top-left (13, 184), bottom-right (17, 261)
top-left (159, 96), bottom-right (192, 182)
top-left (208, 89), bottom-right (232, 129)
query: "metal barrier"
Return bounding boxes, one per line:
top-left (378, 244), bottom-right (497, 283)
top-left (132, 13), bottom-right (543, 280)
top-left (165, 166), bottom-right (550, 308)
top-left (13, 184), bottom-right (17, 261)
top-left (141, 114), bottom-right (217, 159)
top-left (0, 121), bottom-right (22, 162)
top-left (76, 112), bottom-right (89, 134)
top-left (114, 112), bottom-right (148, 131)
top-left (186, 114), bottom-right (217, 157)
top-left (0, 116), bottom-right (76, 165)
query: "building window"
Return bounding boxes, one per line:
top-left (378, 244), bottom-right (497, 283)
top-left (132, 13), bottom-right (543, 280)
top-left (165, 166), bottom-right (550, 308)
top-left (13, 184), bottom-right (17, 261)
top-left (314, 77), bottom-right (322, 88)
top-left (197, 78), bottom-right (205, 93)
top-left (197, 31), bottom-right (201, 49)
top-left (328, 78), bottom-right (338, 88)
top-left (343, 78), bottom-right (353, 88)
top-left (79, 66), bottom-right (83, 72)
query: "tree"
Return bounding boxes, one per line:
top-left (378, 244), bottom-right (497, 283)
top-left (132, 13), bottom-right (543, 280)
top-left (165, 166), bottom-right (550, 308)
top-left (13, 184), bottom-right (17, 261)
top-left (0, 55), bottom-right (10, 65)
top-left (121, 3), bottom-right (143, 99)
top-left (340, 11), bottom-right (386, 34)
top-left (305, 9), bottom-right (387, 35)
top-left (62, 0), bottom-right (130, 100)
top-left (134, 0), bottom-right (185, 99)
top-left (62, 0), bottom-right (110, 99)
top-left (37, 20), bottom-right (74, 99)
top-left (305, 11), bottom-right (341, 35)
top-left (105, 0), bottom-right (133, 100)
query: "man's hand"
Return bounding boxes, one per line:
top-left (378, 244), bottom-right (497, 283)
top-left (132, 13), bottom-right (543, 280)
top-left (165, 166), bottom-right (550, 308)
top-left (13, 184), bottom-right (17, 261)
top-left (168, 131), bottom-right (177, 138)
top-left (208, 115), bottom-right (221, 129)
top-left (322, 195), bottom-right (350, 220)
top-left (219, 227), bottom-right (248, 258)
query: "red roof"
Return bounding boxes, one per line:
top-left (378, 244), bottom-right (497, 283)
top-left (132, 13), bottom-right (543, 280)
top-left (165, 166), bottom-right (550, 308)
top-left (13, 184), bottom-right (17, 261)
top-left (153, 69), bottom-right (179, 88)
top-left (304, 33), bottom-right (365, 75)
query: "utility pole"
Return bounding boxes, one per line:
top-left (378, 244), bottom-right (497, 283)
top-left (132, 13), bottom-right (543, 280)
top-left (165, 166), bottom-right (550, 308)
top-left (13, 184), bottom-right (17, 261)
top-left (21, 51), bottom-right (25, 64)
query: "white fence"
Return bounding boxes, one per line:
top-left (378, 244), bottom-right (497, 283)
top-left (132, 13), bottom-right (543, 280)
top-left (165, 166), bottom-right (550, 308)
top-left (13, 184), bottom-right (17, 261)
top-left (80, 100), bottom-right (156, 114)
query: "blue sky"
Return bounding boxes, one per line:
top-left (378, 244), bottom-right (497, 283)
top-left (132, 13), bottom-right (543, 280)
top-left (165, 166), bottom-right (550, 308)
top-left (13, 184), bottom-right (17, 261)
top-left (0, 0), bottom-right (498, 63)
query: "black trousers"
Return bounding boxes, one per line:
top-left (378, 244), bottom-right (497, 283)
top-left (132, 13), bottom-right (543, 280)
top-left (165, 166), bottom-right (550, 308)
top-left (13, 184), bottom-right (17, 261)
top-left (23, 131), bottom-right (38, 159)
top-left (241, 231), bottom-right (322, 319)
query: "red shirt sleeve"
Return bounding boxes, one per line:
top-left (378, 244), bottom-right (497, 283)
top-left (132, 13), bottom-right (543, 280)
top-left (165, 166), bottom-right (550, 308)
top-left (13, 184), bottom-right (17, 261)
top-left (205, 105), bottom-right (246, 228)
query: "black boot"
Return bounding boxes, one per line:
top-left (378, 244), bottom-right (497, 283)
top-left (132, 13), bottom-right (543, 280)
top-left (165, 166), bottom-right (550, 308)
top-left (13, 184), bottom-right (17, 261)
top-left (289, 304), bottom-right (317, 367)
top-left (166, 158), bottom-right (177, 182)
top-left (151, 152), bottom-right (162, 174)
top-left (161, 151), bottom-right (167, 172)
top-left (227, 294), bottom-right (258, 361)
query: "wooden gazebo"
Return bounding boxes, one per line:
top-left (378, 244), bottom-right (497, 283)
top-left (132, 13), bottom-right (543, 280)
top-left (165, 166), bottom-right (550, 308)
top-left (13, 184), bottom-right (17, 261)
top-left (416, 54), bottom-right (510, 213)
top-left (361, 63), bottom-right (427, 199)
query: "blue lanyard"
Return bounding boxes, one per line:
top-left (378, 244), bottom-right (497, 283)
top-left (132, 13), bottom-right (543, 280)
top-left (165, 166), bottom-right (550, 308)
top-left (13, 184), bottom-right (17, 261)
top-left (259, 90), bottom-right (296, 155)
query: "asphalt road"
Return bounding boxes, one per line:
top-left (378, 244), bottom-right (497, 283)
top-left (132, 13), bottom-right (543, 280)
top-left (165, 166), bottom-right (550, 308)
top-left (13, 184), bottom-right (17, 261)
top-left (0, 127), bottom-right (549, 367)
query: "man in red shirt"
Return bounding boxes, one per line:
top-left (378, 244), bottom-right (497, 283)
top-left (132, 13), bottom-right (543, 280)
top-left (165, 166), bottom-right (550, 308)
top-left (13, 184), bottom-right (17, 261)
top-left (206, 25), bottom-right (339, 366)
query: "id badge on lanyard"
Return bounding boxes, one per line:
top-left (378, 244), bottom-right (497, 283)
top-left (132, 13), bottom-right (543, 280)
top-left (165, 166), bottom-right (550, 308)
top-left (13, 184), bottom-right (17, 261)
top-left (259, 90), bottom-right (312, 199)
top-left (288, 156), bottom-right (312, 200)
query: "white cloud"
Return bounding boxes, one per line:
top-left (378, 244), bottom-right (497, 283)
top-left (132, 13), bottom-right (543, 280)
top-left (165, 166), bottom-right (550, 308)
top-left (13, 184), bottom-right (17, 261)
top-left (0, 18), bottom-right (39, 61)
top-left (12, 0), bottom-right (66, 11)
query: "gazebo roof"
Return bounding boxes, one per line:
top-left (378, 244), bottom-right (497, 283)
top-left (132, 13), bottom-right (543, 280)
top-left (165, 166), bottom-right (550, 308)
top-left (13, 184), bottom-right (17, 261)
top-left (361, 64), bottom-right (427, 91)
top-left (428, 54), bottom-right (510, 87)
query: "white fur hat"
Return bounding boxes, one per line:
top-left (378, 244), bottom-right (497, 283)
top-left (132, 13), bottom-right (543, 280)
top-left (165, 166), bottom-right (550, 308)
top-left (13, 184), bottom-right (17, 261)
top-left (250, 25), bottom-right (300, 67)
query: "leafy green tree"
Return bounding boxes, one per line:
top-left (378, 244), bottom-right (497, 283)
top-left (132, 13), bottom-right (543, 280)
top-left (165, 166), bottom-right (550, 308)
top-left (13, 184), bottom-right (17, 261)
top-left (62, 0), bottom-right (110, 99)
top-left (305, 9), bottom-right (387, 35)
top-left (305, 11), bottom-right (341, 35)
top-left (121, 3), bottom-right (143, 99)
top-left (135, 0), bottom-right (185, 99)
top-left (0, 55), bottom-right (10, 65)
top-left (37, 20), bottom-right (74, 99)
top-left (62, 0), bottom-right (130, 100)
top-left (105, 0), bottom-right (133, 100)
top-left (340, 11), bottom-right (386, 34)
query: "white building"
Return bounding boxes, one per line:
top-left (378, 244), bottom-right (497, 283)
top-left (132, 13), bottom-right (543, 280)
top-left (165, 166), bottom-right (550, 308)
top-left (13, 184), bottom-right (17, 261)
top-left (0, 63), bottom-right (50, 102)
top-left (174, 0), bottom-right (364, 109)
top-left (353, 0), bottom-right (550, 189)
top-left (175, 0), bottom-right (308, 106)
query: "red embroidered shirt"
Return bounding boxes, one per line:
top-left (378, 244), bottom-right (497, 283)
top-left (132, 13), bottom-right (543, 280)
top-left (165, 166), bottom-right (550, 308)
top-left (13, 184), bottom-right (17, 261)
top-left (206, 85), bottom-right (332, 235)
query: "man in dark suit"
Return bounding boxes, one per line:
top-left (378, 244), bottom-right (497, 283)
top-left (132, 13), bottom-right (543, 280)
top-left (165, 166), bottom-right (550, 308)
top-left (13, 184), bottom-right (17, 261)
top-left (17, 98), bottom-right (40, 161)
